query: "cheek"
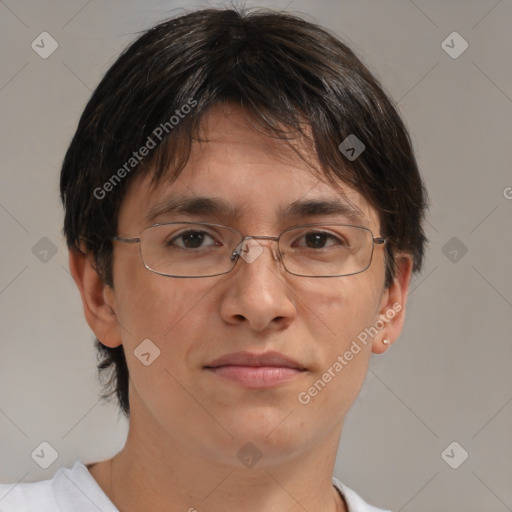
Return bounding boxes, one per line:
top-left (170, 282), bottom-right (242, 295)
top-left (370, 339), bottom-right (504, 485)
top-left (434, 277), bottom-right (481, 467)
top-left (112, 250), bottom-right (214, 344)
top-left (295, 273), bottom-right (381, 347)
top-left (292, 275), bottom-right (381, 413)
top-left (112, 262), bottom-right (218, 411)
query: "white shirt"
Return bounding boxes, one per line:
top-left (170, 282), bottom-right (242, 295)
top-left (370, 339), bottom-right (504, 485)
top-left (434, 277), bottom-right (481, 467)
top-left (0, 461), bottom-right (391, 512)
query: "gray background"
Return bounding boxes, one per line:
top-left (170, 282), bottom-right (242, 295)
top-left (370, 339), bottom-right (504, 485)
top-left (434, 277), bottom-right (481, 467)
top-left (1, 0), bottom-right (511, 510)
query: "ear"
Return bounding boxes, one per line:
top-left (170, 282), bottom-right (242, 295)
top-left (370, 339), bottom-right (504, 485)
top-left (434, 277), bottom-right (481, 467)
top-left (68, 245), bottom-right (122, 348)
top-left (371, 254), bottom-right (413, 354)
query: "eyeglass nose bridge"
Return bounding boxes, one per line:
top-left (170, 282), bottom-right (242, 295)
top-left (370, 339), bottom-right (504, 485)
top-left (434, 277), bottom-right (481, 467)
top-left (231, 235), bottom-right (282, 263)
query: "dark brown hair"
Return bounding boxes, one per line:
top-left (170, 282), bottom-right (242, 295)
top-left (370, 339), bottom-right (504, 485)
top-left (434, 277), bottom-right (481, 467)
top-left (60, 7), bottom-right (428, 417)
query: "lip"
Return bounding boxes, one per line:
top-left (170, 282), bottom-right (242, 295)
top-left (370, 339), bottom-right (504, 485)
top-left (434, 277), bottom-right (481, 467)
top-left (204, 351), bottom-right (307, 388)
top-left (205, 350), bottom-right (305, 369)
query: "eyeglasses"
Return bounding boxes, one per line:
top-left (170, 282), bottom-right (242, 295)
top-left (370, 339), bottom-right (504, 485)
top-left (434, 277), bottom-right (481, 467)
top-left (112, 221), bottom-right (386, 278)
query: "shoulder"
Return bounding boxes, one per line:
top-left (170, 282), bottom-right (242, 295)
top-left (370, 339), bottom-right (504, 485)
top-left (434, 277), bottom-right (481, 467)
top-left (332, 476), bottom-right (392, 512)
top-left (0, 475), bottom-right (59, 512)
top-left (2, 464), bottom-right (390, 512)
top-left (0, 461), bottom-right (116, 512)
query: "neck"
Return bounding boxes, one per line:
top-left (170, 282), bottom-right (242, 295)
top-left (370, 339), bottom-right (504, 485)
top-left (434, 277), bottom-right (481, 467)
top-left (106, 414), bottom-right (347, 512)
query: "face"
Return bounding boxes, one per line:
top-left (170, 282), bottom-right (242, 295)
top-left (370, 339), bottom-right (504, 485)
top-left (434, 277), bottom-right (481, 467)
top-left (94, 103), bottom-right (406, 467)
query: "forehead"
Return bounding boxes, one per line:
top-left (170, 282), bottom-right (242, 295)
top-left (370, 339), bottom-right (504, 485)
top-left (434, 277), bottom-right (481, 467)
top-left (117, 104), bottom-right (380, 234)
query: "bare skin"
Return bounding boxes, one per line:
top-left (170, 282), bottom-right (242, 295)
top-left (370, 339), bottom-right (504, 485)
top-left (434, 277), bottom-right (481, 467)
top-left (71, 103), bottom-right (412, 512)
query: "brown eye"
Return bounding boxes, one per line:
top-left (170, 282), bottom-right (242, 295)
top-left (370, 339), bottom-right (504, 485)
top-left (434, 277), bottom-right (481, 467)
top-left (169, 230), bottom-right (217, 249)
top-left (294, 231), bottom-right (347, 249)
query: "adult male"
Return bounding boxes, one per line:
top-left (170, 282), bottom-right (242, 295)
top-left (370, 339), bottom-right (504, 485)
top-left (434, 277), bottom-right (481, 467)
top-left (0, 7), bottom-right (427, 512)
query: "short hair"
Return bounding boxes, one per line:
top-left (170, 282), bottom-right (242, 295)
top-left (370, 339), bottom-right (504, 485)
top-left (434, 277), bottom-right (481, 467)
top-left (60, 7), bottom-right (428, 417)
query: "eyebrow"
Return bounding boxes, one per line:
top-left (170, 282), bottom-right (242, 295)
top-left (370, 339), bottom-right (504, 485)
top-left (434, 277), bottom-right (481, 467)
top-left (145, 195), bottom-right (366, 225)
top-left (284, 197), bottom-right (365, 224)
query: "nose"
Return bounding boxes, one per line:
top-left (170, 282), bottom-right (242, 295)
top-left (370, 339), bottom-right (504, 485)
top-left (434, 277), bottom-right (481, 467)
top-left (219, 237), bottom-right (297, 332)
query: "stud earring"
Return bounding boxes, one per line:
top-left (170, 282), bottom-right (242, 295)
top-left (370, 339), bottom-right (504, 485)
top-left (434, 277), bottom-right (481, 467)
top-left (382, 339), bottom-right (390, 345)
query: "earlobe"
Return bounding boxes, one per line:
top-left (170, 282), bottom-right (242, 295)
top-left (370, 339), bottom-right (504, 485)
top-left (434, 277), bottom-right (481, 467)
top-left (371, 255), bottom-right (413, 354)
top-left (68, 246), bottom-right (123, 348)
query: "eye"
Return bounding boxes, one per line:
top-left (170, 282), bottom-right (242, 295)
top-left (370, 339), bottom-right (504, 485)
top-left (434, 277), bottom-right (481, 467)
top-left (168, 230), bottom-right (219, 249)
top-left (293, 231), bottom-right (348, 249)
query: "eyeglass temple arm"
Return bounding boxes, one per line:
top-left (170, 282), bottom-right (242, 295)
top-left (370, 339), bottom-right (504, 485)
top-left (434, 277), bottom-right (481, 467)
top-left (112, 236), bottom-right (141, 243)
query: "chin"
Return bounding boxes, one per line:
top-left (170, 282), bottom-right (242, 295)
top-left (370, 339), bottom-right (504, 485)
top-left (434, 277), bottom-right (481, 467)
top-left (221, 407), bottom-right (306, 448)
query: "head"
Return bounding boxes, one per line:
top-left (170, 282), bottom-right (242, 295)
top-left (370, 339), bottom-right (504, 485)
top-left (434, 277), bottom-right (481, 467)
top-left (62, 7), bottom-right (427, 461)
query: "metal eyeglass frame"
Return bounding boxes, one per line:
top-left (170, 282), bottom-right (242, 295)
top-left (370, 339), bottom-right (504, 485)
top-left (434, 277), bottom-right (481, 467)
top-left (111, 221), bottom-right (387, 278)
